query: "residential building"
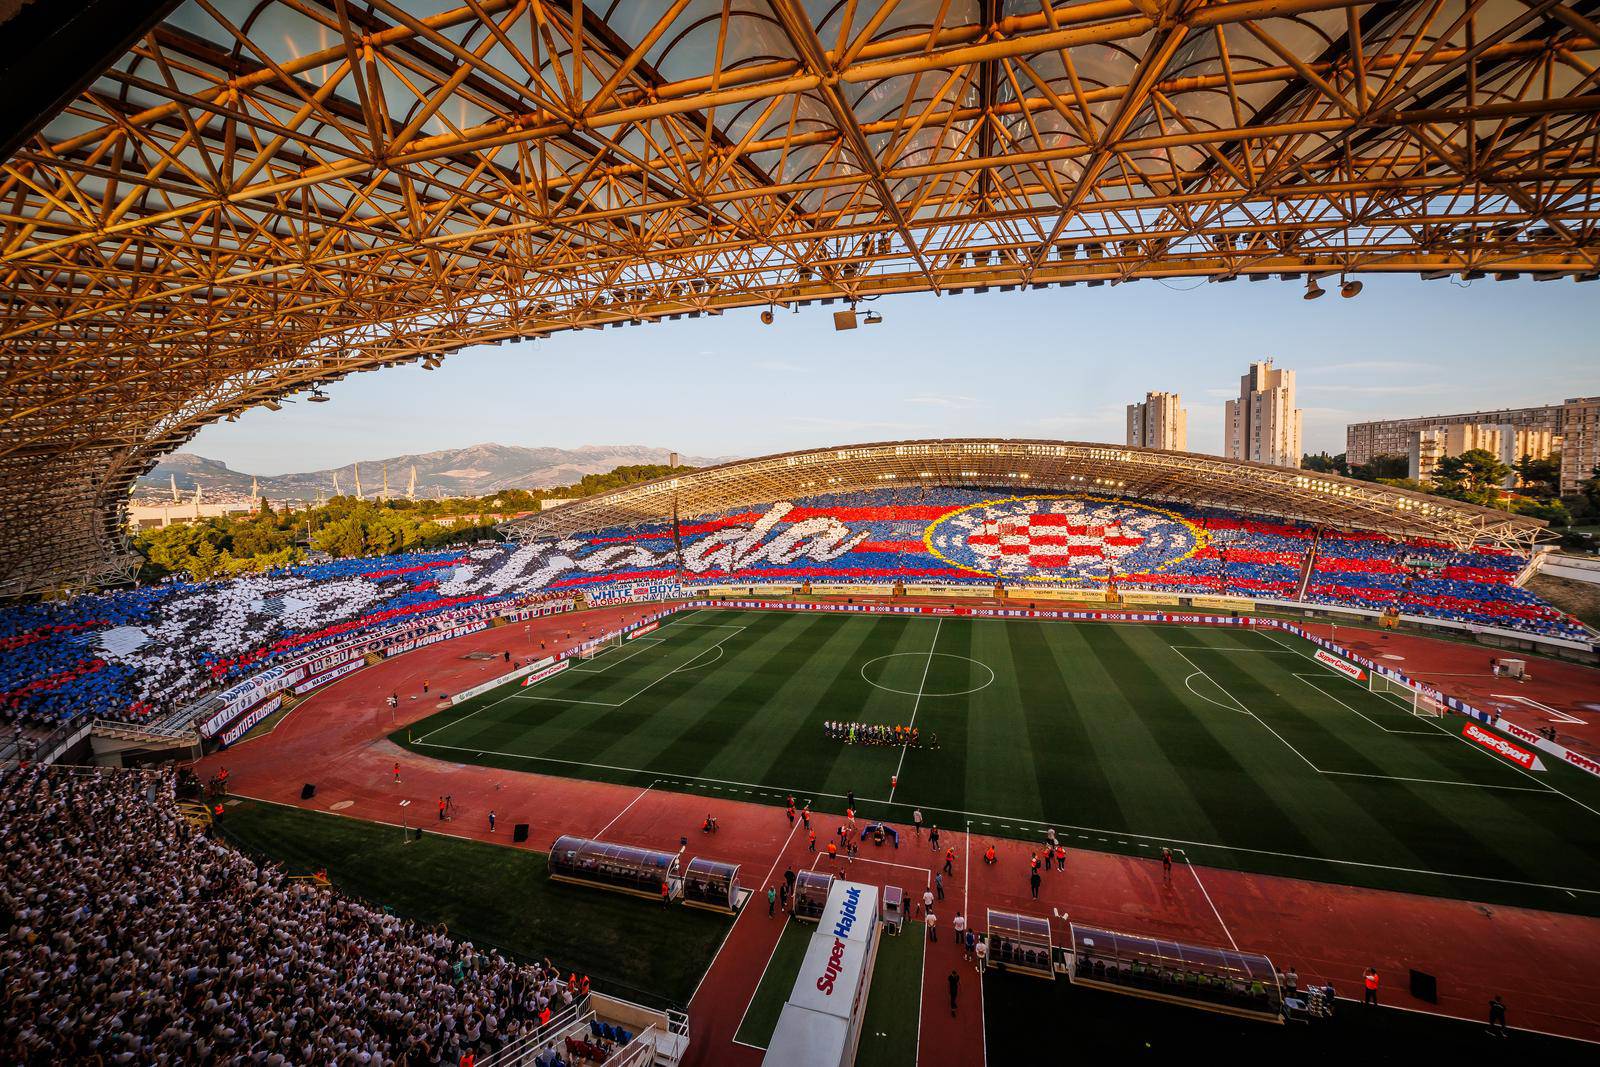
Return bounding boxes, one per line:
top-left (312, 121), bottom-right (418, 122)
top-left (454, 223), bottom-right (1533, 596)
top-left (1224, 360), bottom-right (1302, 467)
top-left (1126, 391), bottom-right (1188, 451)
top-left (1350, 398), bottom-right (1596, 492)
top-left (1408, 424), bottom-right (1557, 485)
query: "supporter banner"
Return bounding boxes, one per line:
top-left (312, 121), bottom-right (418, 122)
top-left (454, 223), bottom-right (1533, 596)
top-left (1462, 722), bottom-right (1544, 771)
top-left (627, 621), bottom-right (660, 640)
top-left (1314, 649), bottom-right (1366, 682)
top-left (907, 584), bottom-right (991, 597)
top-left (220, 696), bottom-right (282, 745)
top-left (203, 665), bottom-right (307, 736)
top-left (383, 620), bottom-right (488, 657)
top-left (303, 647), bottom-right (357, 677)
top-left (587, 581), bottom-right (686, 604)
top-left (519, 660), bottom-right (570, 687)
top-left (292, 657), bottom-right (363, 696)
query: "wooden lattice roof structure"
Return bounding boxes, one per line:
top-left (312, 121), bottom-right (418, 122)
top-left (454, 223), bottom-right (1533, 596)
top-left (2, 0), bottom-right (1596, 595)
top-left (501, 438), bottom-right (1550, 550)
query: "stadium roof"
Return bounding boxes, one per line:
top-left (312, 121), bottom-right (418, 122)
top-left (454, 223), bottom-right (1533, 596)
top-left (501, 438), bottom-right (1550, 551)
top-left (2, 0), bottom-right (1596, 594)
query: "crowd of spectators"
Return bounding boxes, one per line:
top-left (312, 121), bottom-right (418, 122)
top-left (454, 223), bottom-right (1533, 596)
top-left (1, 489), bottom-right (1589, 730)
top-left (0, 764), bottom-right (576, 1065)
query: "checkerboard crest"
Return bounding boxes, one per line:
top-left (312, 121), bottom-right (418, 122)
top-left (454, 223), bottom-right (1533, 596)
top-left (925, 496), bottom-right (1203, 581)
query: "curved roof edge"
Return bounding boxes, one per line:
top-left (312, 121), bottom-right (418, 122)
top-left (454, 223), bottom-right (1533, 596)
top-left (500, 439), bottom-right (1548, 553)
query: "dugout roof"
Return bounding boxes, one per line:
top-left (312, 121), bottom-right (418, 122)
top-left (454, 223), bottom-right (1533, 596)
top-left (500, 438), bottom-right (1550, 551)
top-left (2, 0), bottom-right (1596, 594)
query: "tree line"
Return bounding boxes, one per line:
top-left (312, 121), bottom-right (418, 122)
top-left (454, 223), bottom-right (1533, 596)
top-left (132, 463), bottom-right (688, 582)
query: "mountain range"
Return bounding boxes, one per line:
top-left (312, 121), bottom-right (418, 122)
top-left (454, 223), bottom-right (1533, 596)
top-left (134, 443), bottom-right (732, 502)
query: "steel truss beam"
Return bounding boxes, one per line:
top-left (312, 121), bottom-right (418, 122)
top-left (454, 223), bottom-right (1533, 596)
top-left (1, 0), bottom-right (1595, 594)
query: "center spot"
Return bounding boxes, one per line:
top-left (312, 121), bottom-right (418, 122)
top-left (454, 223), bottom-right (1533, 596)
top-left (859, 653), bottom-right (996, 697)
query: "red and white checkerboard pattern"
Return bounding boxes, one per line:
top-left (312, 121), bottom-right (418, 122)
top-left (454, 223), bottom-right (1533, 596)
top-left (965, 512), bottom-right (1146, 568)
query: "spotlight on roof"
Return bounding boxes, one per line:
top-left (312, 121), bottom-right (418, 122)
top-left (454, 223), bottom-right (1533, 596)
top-left (1303, 276), bottom-right (1325, 300)
top-left (1340, 277), bottom-right (1363, 299)
top-left (759, 308), bottom-right (775, 325)
top-left (833, 308), bottom-right (859, 331)
top-left (862, 310), bottom-right (883, 325)
top-left (306, 388), bottom-right (330, 403)
top-left (261, 398), bottom-right (282, 411)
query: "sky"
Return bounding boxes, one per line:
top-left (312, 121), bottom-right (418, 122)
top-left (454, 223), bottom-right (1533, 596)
top-left (188, 274), bottom-right (1600, 475)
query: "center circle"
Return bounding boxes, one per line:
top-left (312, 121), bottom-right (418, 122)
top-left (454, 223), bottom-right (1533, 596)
top-left (859, 653), bottom-right (996, 697)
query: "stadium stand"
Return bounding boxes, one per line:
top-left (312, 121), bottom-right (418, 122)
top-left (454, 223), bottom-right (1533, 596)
top-left (0, 489), bottom-right (1587, 728)
top-left (0, 764), bottom-right (584, 1066)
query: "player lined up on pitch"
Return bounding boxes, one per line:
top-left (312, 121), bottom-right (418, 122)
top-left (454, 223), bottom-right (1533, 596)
top-left (823, 721), bottom-right (938, 747)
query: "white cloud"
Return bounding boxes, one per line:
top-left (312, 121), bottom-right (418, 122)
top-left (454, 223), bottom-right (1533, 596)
top-left (904, 394), bottom-right (981, 408)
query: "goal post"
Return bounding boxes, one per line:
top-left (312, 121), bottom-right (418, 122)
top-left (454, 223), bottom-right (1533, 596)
top-left (578, 632), bottom-right (623, 661)
top-left (1369, 673), bottom-right (1445, 717)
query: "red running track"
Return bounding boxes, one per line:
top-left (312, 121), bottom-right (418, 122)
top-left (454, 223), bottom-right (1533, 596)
top-left (197, 602), bottom-right (1600, 1064)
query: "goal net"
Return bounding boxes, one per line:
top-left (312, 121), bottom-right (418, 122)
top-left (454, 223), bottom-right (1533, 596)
top-left (1369, 673), bottom-right (1445, 717)
top-left (578, 633), bottom-right (622, 661)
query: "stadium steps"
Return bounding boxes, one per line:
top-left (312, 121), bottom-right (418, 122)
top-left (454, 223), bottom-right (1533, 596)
top-left (1294, 531), bottom-right (1322, 601)
top-left (89, 718), bottom-right (201, 761)
top-left (364, 651), bottom-right (385, 666)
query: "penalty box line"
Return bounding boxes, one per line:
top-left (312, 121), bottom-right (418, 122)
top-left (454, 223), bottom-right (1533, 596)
top-left (1168, 643), bottom-right (1554, 795)
top-left (1259, 629), bottom-right (1599, 817)
top-left (569, 637), bottom-right (662, 674)
top-left (407, 739), bottom-right (1600, 900)
top-left (420, 625), bottom-right (744, 740)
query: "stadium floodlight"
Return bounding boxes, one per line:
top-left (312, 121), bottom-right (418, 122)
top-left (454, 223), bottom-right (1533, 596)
top-left (833, 308), bottom-right (859, 331)
top-left (1340, 278), bottom-right (1363, 299)
top-left (307, 388), bottom-right (330, 403)
top-left (863, 310), bottom-right (883, 325)
top-left (760, 308), bottom-right (775, 325)
top-left (260, 398), bottom-right (282, 411)
top-left (1303, 276), bottom-right (1325, 300)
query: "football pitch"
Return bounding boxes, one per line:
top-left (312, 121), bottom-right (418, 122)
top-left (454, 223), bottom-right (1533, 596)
top-left (396, 609), bottom-right (1600, 914)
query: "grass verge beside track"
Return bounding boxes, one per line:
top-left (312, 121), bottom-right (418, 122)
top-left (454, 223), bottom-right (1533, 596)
top-left (733, 917), bottom-right (811, 1048)
top-left (856, 925), bottom-right (925, 1067)
top-left (218, 799), bottom-right (730, 1010)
